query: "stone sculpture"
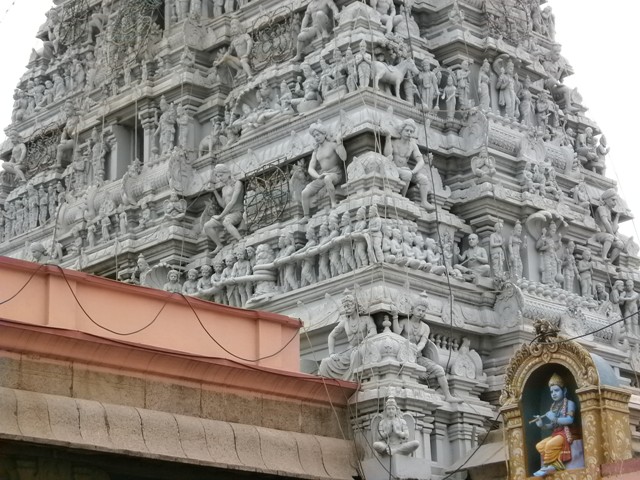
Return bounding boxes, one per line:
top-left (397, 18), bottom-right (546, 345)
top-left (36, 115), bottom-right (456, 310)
top-left (576, 248), bottom-right (593, 298)
top-left (215, 19), bottom-right (253, 78)
top-left (384, 119), bottom-right (433, 210)
top-left (294, 0), bottom-right (340, 61)
top-left (455, 233), bottom-right (490, 279)
top-left (203, 164), bottom-right (244, 253)
top-left (163, 269), bottom-right (182, 293)
top-left (372, 396), bottom-right (420, 456)
top-left (2, 130), bottom-right (27, 183)
top-left (489, 220), bottom-right (505, 276)
top-left (621, 279), bottom-right (639, 337)
top-left (594, 189), bottom-right (624, 263)
top-left (318, 292), bottom-right (377, 380)
top-left (392, 297), bottom-right (461, 402)
top-left (301, 122), bottom-right (346, 222)
top-left (55, 101), bottom-right (80, 167)
top-left (477, 59), bottom-right (491, 111)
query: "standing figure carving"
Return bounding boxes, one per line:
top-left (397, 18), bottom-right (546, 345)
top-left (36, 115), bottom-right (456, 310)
top-left (154, 97), bottom-right (177, 156)
top-left (489, 220), bottom-right (505, 276)
top-left (536, 222), bottom-right (562, 286)
top-left (355, 39), bottom-right (372, 89)
top-left (478, 59), bottom-right (491, 111)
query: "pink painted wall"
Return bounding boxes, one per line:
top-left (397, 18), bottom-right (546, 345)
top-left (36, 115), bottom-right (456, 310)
top-left (0, 257), bottom-right (301, 371)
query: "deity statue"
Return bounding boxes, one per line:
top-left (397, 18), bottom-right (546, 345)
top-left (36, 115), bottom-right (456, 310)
top-left (367, 205), bottom-right (384, 264)
top-left (384, 119), bottom-right (433, 210)
top-left (392, 298), bottom-right (461, 402)
top-left (155, 97), bottom-right (177, 156)
top-left (318, 292), bottom-right (377, 380)
top-left (203, 164), bottom-right (244, 253)
top-left (536, 222), bottom-right (562, 286)
top-left (441, 75), bottom-right (457, 120)
top-left (489, 220), bottom-right (505, 276)
top-left (496, 60), bottom-right (518, 119)
top-left (477, 59), bottom-right (491, 111)
top-left (532, 373), bottom-right (581, 477)
top-left (372, 396), bottom-right (420, 456)
top-left (300, 122), bottom-right (346, 222)
top-left (594, 189), bottom-right (625, 263)
top-left (455, 60), bottom-right (471, 109)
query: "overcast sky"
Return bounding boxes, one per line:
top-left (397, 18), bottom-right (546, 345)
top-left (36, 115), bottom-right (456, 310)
top-left (0, 0), bottom-right (638, 236)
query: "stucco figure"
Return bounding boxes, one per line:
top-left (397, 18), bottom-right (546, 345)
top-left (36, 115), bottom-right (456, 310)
top-left (318, 293), bottom-right (377, 380)
top-left (203, 164), bottom-right (244, 253)
top-left (372, 396), bottom-right (420, 456)
top-left (532, 373), bottom-right (582, 477)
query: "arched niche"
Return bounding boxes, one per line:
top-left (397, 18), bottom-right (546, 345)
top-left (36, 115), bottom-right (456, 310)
top-left (500, 334), bottom-right (632, 480)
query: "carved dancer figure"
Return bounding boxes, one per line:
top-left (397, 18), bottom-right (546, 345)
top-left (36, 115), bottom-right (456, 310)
top-left (203, 164), bottom-right (244, 253)
top-left (373, 396), bottom-right (420, 456)
top-left (392, 298), bottom-right (461, 402)
top-left (318, 293), bottom-right (377, 379)
top-left (293, 0), bottom-right (340, 61)
top-left (441, 75), bottom-right (457, 120)
top-left (301, 122), bottom-right (346, 221)
top-left (532, 374), bottom-right (581, 477)
top-left (384, 119), bottom-right (433, 210)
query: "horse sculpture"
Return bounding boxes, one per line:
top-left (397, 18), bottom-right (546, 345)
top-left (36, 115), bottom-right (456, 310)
top-left (372, 58), bottom-right (419, 98)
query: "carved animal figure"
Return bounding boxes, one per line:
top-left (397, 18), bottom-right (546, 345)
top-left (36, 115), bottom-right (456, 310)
top-left (372, 58), bottom-right (419, 98)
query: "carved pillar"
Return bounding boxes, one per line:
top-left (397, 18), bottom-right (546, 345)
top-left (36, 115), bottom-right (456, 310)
top-left (138, 107), bottom-right (158, 166)
top-left (102, 126), bottom-right (130, 181)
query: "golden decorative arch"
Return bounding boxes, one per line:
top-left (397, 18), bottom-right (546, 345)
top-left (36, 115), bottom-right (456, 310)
top-left (500, 332), bottom-right (632, 480)
top-left (499, 339), bottom-right (599, 407)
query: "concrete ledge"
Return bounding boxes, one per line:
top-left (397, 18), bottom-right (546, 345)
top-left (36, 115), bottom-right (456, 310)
top-left (0, 386), bottom-right (357, 479)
